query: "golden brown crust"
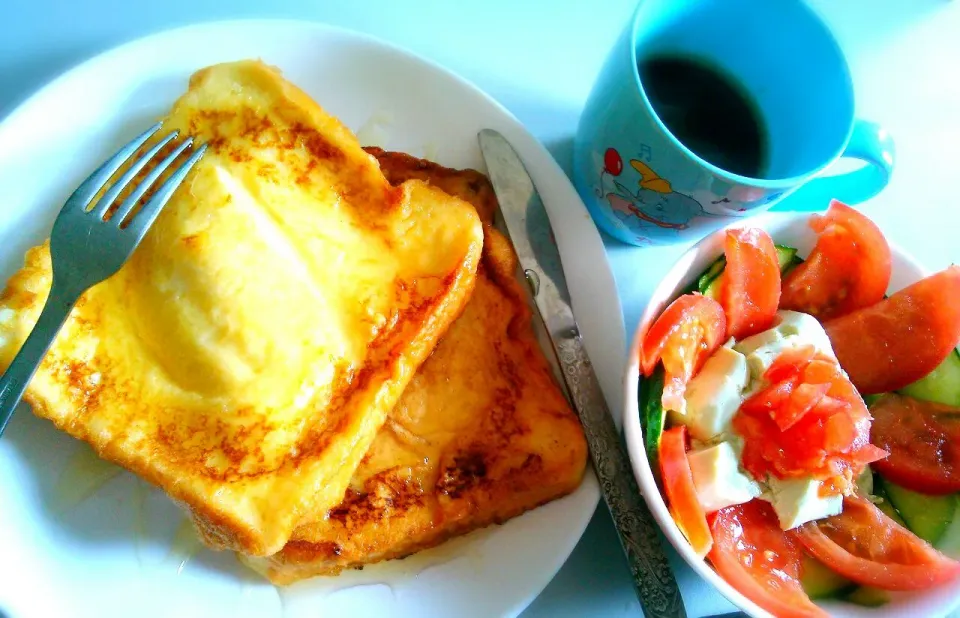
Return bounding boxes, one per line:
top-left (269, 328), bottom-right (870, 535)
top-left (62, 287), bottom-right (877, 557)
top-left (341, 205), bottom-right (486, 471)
top-left (0, 61), bottom-right (484, 557)
top-left (363, 147), bottom-right (500, 224)
top-left (241, 150), bottom-right (587, 584)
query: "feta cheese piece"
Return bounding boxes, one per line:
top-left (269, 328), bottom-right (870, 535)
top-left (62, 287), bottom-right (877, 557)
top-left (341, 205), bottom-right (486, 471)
top-left (677, 346), bottom-right (749, 441)
top-left (764, 476), bottom-right (842, 530)
top-left (776, 310), bottom-right (835, 355)
top-left (688, 441), bottom-right (762, 513)
top-left (733, 326), bottom-right (785, 379)
top-left (735, 310), bottom-right (836, 380)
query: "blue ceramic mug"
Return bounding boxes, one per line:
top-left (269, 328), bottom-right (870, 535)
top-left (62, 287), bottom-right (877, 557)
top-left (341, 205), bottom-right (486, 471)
top-left (573, 0), bottom-right (894, 247)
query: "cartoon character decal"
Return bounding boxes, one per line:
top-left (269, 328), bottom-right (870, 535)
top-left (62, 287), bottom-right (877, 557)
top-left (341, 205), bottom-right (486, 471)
top-left (597, 147), bottom-right (722, 241)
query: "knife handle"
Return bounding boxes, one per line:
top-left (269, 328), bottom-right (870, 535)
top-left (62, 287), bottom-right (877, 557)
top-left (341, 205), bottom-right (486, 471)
top-left (555, 333), bottom-right (687, 618)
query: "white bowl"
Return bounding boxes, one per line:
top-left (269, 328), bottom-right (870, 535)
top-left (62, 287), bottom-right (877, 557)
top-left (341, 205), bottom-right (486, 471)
top-left (622, 211), bottom-right (960, 618)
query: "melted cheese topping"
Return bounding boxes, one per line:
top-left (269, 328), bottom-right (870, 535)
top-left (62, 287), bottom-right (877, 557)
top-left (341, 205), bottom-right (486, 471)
top-left (0, 60), bottom-right (483, 556)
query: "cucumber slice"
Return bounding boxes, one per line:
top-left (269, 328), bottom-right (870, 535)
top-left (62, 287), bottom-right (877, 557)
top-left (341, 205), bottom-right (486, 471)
top-left (872, 478), bottom-right (908, 528)
top-left (934, 500), bottom-right (960, 559)
top-left (703, 273), bottom-right (723, 300)
top-left (881, 477), bottom-right (958, 544)
top-left (801, 555), bottom-right (855, 599)
top-left (695, 244), bottom-right (801, 300)
top-left (845, 586), bottom-right (891, 607)
top-left (638, 365), bottom-right (666, 476)
top-left (775, 245), bottom-right (799, 272)
top-left (899, 349), bottom-right (960, 406)
top-left (781, 255), bottom-right (804, 277)
top-left (696, 258), bottom-right (726, 300)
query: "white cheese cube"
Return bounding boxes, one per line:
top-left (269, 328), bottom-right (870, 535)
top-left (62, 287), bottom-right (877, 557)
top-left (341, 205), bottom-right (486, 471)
top-left (676, 346), bottom-right (749, 441)
top-left (688, 441), bottom-right (762, 513)
top-left (735, 310), bottom-right (836, 380)
top-left (776, 310), bottom-right (835, 356)
top-left (764, 476), bottom-right (843, 530)
top-left (734, 327), bottom-right (786, 379)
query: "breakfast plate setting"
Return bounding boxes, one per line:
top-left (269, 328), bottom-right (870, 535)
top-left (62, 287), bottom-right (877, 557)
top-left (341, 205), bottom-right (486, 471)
top-left (0, 20), bottom-right (626, 618)
top-left (3, 4), bottom-right (960, 618)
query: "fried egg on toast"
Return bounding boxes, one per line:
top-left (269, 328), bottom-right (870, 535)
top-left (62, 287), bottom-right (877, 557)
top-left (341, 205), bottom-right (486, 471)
top-left (242, 149), bottom-right (588, 584)
top-left (0, 61), bottom-right (484, 556)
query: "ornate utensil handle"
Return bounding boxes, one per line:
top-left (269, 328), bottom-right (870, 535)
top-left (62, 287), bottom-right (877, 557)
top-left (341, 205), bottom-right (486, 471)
top-left (555, 332), bottom-right (687, 618)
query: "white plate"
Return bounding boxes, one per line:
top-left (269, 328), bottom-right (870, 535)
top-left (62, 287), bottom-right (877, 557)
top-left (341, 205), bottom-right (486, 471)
top-left (0, 20), bottom-right (625, 618)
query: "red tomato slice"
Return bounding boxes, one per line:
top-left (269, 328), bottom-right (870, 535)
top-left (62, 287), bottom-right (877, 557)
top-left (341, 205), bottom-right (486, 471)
top-left (720, 228), bottom-right (781, 340)
top-left (791, 495), bottom-right (960, 590)
top-left (778, 382), bottom-right (831, 431)
top-left (765, 344), bottom-right (817, 384)
top-left (870, 393), bottom-right (960, 494)
top-left (802, 357), bottom-right (843, 386)
top-left (825, 266), bottom-right (960, 394)
top-left (659, 426), bottom-right (713, 556)
top-left (735, 349), bottom-right (874, 491)
top-left (741, 345), bottom-right (827, 431)
top-left (708, 501), bottom-right (827, 618)
top-left (822, 405), bottom-right (857, 451)
top-left (741, 376), bottom-right (798, 417)
top-left (802, 357), bottom-right (868, 411)
top-left (641, 294), bottom-right (726, 412)
top-left (781, 200), bottom-right (891, 321)
top-left (850, 443), bottom-right (890, 466)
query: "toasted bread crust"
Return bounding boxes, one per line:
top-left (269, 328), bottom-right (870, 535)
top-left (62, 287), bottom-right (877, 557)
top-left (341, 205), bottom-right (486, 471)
top-left (242, 150), bottom-right (587, 584)
top-left (0, 62), bottom-right (483, 557)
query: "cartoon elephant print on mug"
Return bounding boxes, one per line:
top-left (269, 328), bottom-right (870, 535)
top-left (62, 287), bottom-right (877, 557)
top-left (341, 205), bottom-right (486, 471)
top-left (605, 159), bottom-right (722, 235)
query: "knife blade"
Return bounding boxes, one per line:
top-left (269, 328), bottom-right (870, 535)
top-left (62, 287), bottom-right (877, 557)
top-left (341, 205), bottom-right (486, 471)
top-left (477, 129), bottom-right (687, 618)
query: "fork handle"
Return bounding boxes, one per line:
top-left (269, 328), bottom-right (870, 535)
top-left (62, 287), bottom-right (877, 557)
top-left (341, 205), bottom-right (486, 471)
top-left (0, 285), bottom-right (79, 437)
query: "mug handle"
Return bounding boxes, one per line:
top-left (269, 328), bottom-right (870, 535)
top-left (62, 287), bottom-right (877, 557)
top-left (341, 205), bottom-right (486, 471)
top-left (770, 119), bottom-right (895, 212)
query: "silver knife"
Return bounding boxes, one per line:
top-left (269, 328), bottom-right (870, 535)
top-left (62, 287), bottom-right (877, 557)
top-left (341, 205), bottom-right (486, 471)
top-left (478, 129), bottom-right (686, 618)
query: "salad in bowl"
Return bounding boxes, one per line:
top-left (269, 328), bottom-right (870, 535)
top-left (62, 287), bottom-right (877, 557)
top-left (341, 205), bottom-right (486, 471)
top-left (624, 201), bottom-right (960, 617)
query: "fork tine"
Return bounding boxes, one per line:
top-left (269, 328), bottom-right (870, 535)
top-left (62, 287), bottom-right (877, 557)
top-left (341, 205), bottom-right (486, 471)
top-left (112, 138), bottom-right (194, 225)
top-left (124, 143), bottom-right (208, 240)
top-left (64, 122), bottom-right (163, 211)
top-left (89, 130), bottom-right (180, 220)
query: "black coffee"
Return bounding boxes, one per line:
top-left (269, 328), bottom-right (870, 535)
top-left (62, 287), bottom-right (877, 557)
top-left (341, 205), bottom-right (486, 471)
top-left (639, 55), bottom-right (768, 178)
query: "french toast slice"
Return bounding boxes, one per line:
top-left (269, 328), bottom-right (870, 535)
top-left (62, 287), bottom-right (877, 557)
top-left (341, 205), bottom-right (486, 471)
top-left (242, 149), bottom-right (588, 584)
top-left (0, 62), bottom-right (483, 556)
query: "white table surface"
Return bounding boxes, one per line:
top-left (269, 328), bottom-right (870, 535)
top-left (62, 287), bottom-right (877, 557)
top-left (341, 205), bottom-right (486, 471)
top-left (3, 1), bottom-right (959, 616)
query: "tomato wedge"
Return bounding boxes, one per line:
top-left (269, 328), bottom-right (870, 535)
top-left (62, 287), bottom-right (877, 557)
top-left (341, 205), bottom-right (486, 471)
top-left (777, 383), bottom-right (832, 431)
top-left (708, 501), bottom-right (826, 618)
top-left (870, 393), bottom-right (960, 494)
top-left (641, 294), bottom-right (726, 413)
top-left (780, 200), bottom-right (891, 321)
top-left (766, 344), bottom-right (817, 384)
top-left (659, 426), bottom-right (713, 557)
top-left (734, 347), bottom-right (881, 490)
top-left (825, 266), bottom-right (960, 394)
top-left (791, 494), bottom-right (960, 590)
top-left (719, 228), bottom-right (781, 340)
top-left (741, 377), bottom-right (797, 417)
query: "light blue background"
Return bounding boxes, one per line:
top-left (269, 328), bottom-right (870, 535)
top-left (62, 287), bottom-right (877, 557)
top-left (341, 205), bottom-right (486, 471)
top-left (3, 1), bottom-right (959, 616)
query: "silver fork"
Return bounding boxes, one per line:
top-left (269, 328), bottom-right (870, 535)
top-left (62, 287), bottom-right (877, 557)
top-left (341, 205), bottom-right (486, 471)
top-left (0, 122), bottom-right (207, 437)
